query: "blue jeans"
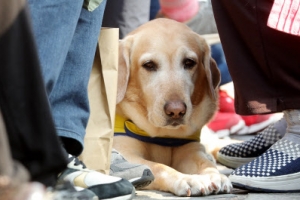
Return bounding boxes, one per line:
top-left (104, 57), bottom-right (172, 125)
top-left (28, 0), bottom-right (107, 155)
top-left (211, 43), bottom-right (232, 86)
top-left (150, 0), bottom-right (160, 20)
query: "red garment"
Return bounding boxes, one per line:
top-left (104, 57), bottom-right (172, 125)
top-left (268, 0), bottom-right (300, 36)
top-left (159, 0), bottom-right (199, 22)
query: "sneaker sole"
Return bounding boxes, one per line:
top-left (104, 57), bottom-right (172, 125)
top-left (237, 116), bottom-right (277, 135)
top-left (230, 172), bottom-right (300, 192)
top-left (130, 169), bottom-right (155, 190)
top-left (217, 152), bottom-right (256, 169)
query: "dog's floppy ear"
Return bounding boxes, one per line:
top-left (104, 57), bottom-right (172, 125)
top-left (209, 58), bottom-right (221, 91)
top-left (191, 39), bottom-right (220, 105)
top-left (117, 36), bottom-right (133, 104)
top-left (202, 42), bottom-right (220, 100)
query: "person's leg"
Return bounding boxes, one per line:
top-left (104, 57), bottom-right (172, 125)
top-left (0, 0), bottom-right (29, 185)
top-left (27, 0), bottom-right (84, 95)
top-left (102, 0), bottom-right (151, 39)
top-left (50, 1), bottom-right (107, 155)
top-left (212, 0), bottom-right (300, 115)
top-left (0, 107), bottom-right (48, 200)
top-left (0, 106), bottom-right (29, 193)
top-left (27, 0), bottom-right (84, 155)
top-left (0, 2), bottom-right (67, 186)
top-left (27, 0), bottom-right (101, 155)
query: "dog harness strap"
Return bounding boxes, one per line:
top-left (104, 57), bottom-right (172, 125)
top-left (114, 114), bottom-right (200, 147)
top-left (114, 129), bottom-right (198, 147)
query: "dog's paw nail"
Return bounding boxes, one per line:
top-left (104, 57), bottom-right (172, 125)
top-left (227, 185), bottom-right (233, 193)
top-left (211, 182), bottom-right (218, 190)
top-left (211, 182), bottom-right (220, 193)
top-left (201, 188), bottom-right (207, 195)
top-left (223, 185), bottom-right (228, 192)
top-left (187, 188), bottom-right (191, 197)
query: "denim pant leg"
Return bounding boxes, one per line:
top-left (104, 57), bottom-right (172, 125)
top-left (28, 0), bottom-right (107, 155)
top-left (27, 0), bottom-right (85, 94)
top-left (150, 0), bottom-right (160, 20)
top-left (211, 43), bottom-right (232, 86)
top-left (50, 1), bottom-right (107, 156)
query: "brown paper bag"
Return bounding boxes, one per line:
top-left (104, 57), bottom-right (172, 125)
top-left (79, 28), bottom-right (119, 174)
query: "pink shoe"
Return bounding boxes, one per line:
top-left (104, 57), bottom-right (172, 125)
top-left (207, 112), bottom-right (245, 138)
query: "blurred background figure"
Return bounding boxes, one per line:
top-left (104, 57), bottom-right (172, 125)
top-left (102, 0), bottom-right (151, 39)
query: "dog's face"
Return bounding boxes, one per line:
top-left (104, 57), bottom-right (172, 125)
top-left (117, 18), bottom-right (220, 134)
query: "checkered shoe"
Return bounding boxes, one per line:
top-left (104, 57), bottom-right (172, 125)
top-left (229, 138), bottom-right (300, 192)
top-left (217, 124), bottom-right (282, 168)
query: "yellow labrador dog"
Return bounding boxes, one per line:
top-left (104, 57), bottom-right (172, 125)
top-left (113, 18), bottom-right (232, 197)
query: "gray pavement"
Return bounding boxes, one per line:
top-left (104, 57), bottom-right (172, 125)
top-left (134, 190), bottom-right (300, 200)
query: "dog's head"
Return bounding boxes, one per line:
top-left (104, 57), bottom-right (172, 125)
top-left (117, 18), bottom-right (220, 134)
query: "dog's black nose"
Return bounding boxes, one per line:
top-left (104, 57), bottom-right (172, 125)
top-left (164, 100), bottom-right (186, 119)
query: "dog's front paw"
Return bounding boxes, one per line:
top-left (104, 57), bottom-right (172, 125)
top-left (172, 173), bottom-right (232, 196)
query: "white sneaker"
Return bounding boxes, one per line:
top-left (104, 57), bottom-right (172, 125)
top-left (57, 155), bottom-right (135, 200)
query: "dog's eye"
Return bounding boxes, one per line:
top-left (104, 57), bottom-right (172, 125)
top-left (183, 58), bottom-right (196, 70)
top-left (142, 61), bottom-right (157, 71)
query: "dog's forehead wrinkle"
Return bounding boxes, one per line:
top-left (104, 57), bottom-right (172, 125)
top-left (139, 52), bottom-right (167, 64)
top-left (133, 29), bottom-right (196, 52)
top-left (176, 46), bottom-right (198, 57)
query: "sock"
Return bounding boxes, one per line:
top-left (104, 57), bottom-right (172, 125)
top-left (273, 116), bottom-right (287, 137)
top-left (283, 109), bottom-right (300, 143)
top-left (159, 0), bottom-right (199, 22)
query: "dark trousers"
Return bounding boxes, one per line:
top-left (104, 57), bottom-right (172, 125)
top-left (0, 1), bottom-right (67, 186)
top-left (211, 0), bottom-right (300, 115)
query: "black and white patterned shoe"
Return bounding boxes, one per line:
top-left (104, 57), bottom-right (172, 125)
top-left (217, 124), bottom-right (282, 168)
top-left (229, 138), bottom-right (300, 192)
top-left (57, 155), bottom-right (135, 200)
